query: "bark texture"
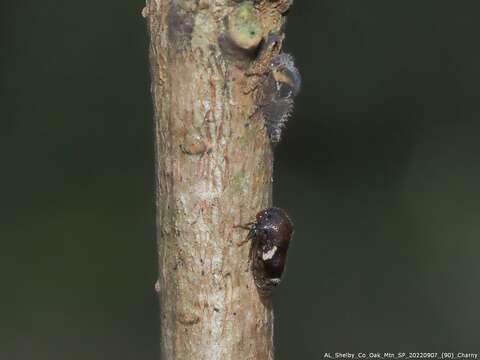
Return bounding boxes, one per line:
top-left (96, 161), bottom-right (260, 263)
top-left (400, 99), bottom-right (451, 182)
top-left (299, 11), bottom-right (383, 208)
top-left (145, 1), bottom-right (290, 359)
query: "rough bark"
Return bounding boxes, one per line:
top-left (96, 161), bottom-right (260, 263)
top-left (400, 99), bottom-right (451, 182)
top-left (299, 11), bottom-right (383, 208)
top-left (145, 1), bottom-right (289, 359)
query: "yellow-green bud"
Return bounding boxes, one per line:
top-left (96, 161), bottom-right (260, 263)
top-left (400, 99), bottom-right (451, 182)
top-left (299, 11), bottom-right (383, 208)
top-left (226, 2), bottom-right (263, 51)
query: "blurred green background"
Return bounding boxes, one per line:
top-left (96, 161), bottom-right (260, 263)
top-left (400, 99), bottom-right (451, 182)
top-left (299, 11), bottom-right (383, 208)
top-left (2, 1), bottom-right (480, 358)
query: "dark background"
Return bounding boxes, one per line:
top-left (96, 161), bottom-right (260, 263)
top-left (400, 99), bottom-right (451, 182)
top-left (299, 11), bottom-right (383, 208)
top-left (2, 1), bottom-right (480, 359)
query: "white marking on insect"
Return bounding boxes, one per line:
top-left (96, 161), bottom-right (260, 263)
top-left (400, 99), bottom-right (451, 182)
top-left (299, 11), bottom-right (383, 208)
top-left (269, 278), bottom-right (281, 285)
top-left (262, 246), bottom-right (278, 261)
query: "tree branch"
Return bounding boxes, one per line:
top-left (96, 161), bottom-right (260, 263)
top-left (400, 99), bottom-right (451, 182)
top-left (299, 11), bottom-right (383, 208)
top-left (145, 1), bottom-right (293, 358)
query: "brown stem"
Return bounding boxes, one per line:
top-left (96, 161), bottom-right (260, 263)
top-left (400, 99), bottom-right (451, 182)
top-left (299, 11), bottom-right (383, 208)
top-left (145, 1), bottom-right (290, 358)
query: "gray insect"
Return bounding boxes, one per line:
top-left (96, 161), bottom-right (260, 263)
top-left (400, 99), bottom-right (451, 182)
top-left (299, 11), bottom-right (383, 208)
top-left (259, 52), bottom-right (301, 143)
